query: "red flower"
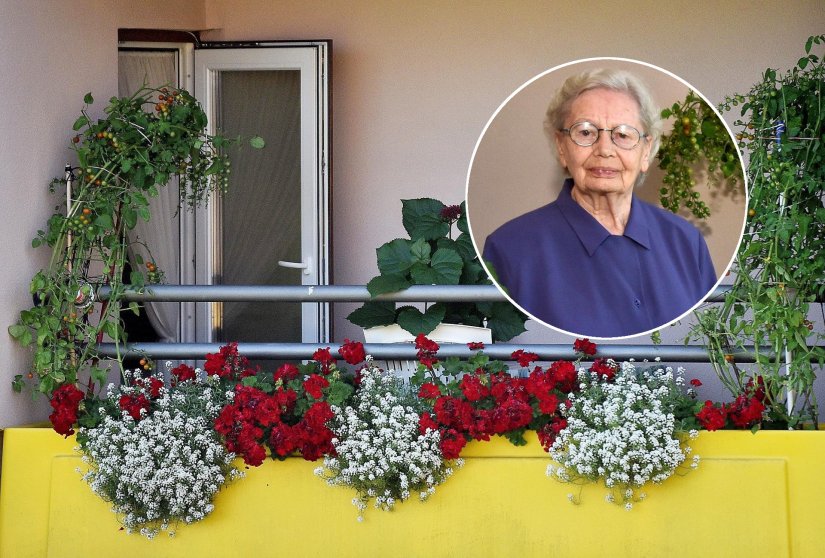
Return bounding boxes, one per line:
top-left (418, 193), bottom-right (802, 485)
top-left (549, 360), bottom-right (578, 393)
top-left (589, 359), bottom-right (616, 381)
top-left (48, 384), bottom-right (85, 436)
top-left (146, 377), bottom-right (164, 399)
top-left (171, 363), bottom-right (196, 384)
top-left (439, 428), bottom-right (467, 460)
top-left (439, 204), bottom-right (462, 221)
top-left (696, 400), bottom-right (727, 431)
top-left (417, 382), bottom-right (441, 399)
top-left (303, 374), bottom-right (330, 399)
top-left (573, 338), bottom-right (597, 356)
top-left (415, 334), bottom-right (440, 369)
top-left (467, 341), bottom-right (485, 350)
top-left (511, 349), bottom-right (539, 367)
top-left (338, 339), bottom-right (366, 365)
top-left (415, 334), bottom-right (440, 354)
top-left (274, 363), bottom-right (301, 382)
top-left (119, 393), bottom-right (150, 421)
top-left (419, 412), bottom-right (439, 434)
top-left (690, 378), bottom-right (703, 387)
top-left (458, 374), bottom-right (489, 402)
top-left (312, 347), bottom-right (336, 374)
top-left (204, 342), bottom-right (255, 380)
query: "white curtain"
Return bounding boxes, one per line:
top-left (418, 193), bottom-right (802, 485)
top-left (118, 50), bottom-right (181, 342)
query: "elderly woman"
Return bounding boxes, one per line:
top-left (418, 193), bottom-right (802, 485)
top-left (482, 68), bottom-right (716, 338)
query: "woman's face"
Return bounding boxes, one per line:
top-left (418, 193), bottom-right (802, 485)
top-left (555, 88), bottom-right (653, 197)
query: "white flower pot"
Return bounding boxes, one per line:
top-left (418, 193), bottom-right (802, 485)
top-left (362, 323), bottom-right (492, 344)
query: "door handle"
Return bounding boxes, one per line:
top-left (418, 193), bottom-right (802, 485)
top-left (278, 257), bottom-right (312, 275)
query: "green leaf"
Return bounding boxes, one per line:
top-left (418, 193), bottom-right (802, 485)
top-left (326, 381), bottom-right (354, 407)
top-left (83, 92), bottom-right (94, 105)
top-left (249, 136), bottom-right (266, 149)
top-left (122, 207), bottom-right (137, 229)
top-left (128, 302), bottom-right (140, 316)
top-left (90, 366), bottom-right (109, 388)
top-left (72, 115), bottom-right (90, 131)
top-left (346, 301), bottom-right (397, 329)
top-left (95, 214), bottom-right (114, 230)
top-left (410, 248), bottom-right (463, 285)
top-left (241, 376), bottom-right (258, 387)
top-left (11, 375), bottom-right (25, 393)
top-left (457, 201), bottom-right (469, 234)
top-left (483, 302), bottom-right (527, 342)
top-left (409, 237), bottom-right (432, 264)
top-left (401, 198), bottom-right (449, 241)
top-left (366, 274), bottom-right (411, 296)
top-left (376, 239), bottom-right (414, 276)
top-left (397, 304), bottom-right (446, 336)
top-left (806, 35), bottom-right (814, 54)
top-left (797, 57), bottom-right (809, 70)
top-left (8, 324), bottom-right (31, 342)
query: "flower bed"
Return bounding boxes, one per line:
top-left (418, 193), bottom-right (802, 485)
top-left (1, 427), bottom-right (824, 558)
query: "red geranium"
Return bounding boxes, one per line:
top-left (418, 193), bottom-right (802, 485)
top-left (690, 378), bottom-right (702, 387)
top-left (511, 349), bottom-right (539, 367)
top-left (338, 339), bottom-right (366, 365)
top-left (589, 358), bottom-right (616, 381)
top-left (171, 363), bottom-right (196, 384)
top-left (48, 383), bottom-right (85, 436)
top-left (573, 338), bottom-right (597, 356)
top-left (418, 382), bottom-right (441, 399)
top-left (467, 341), bottom-right (485, 350)
top-left (303, 374), bottom-right (330, 399)
top-left (119, 393), bottom-right (150, 421)
top-left (204, 342), bottom-right (256, 380)
top-left (696, 400), bottom-right (727, 431)
top-left (458, 373), bottom-right (489, 402)
top-left (312, 347), bottom-right (336, 374)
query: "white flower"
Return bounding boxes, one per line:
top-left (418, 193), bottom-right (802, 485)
top-left (316, 364), bottom-right (460, 519)
top-left (548, 362), bottom-right (696, 509)
top-left (78, 374), bottom-right (238, 539)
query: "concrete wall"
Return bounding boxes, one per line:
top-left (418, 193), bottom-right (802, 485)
top-left (1, 0), bottom-right (823, 426)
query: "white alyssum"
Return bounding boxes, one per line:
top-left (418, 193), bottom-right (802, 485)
top-left (79, 371), bottom-right (241, 538)
top-left (315, 360), bottom-right (461, 520)
top-left (547, 362), bottom-right (699, 507)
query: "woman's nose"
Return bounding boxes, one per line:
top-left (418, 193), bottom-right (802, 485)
top-left (593, 130), bottom-right (615, 155)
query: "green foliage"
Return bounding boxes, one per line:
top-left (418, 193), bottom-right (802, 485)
top-left (347, 199), bottom-right (527, 341)
top-left (657, 91), bottom-right (741, 218)
top-left (689, 35), bottom-right (825, 427)
top-left (10, 86), bottom-right (263, 397)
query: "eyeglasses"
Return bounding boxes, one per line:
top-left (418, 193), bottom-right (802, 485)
top-left (559, 121), bottom-right (647, 150)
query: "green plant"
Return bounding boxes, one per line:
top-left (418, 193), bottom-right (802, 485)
top-left (689, 35), bottom-right (825, 427)
top-left (346, 199), bottom-right (527, 342)
top-left (9, 86), bottom-right (263, 396)
top-left (657, 90), bottom-right (741, 218)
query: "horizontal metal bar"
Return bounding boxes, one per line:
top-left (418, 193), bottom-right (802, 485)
top-left (98, 341), bottom-right (784, 363)
top-left (98, 284), bottom-right (733, 303)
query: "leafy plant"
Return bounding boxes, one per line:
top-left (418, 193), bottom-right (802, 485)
top-left (689, 35), bottom-right (825, 427)
top-left (657, 90), bottom-right (741, 218)
top-left (9, 86), bottom-right (263, 397)
top-left (346, 199), bottom-right (527, 341)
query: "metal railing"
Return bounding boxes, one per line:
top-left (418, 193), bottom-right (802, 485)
top-left (92, 284), bottom-right (799, 363)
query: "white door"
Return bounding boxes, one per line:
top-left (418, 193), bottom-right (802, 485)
top-left (192, 43), bottom-right (330, 346)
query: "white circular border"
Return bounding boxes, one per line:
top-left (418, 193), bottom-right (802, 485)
top-left (465, 56), bottom-right (749, 340)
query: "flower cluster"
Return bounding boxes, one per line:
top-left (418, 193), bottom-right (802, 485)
top-left (414, 345), bottom-right (587, 458)
top-left (49, 383), bottom-right (86, 436)
top-left (78, 369), bottom-right (239, 538)
top-left (213, 343), bottom-right (359, 466)
top-left (547, 362), bottom-right (699, 509)
top-left (696, 376), bottom-right (767, 430)
top-left (316, 360), bottom-right (460, 520)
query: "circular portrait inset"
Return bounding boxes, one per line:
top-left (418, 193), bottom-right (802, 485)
top-left (467, 58), bottom-right (746, 339)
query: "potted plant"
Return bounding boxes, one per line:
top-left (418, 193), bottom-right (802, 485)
top-left (689, 34), bottom-right (825, 428)
top-left (347, 198), bottom-right (527, 343)
top-left (8, 86), bottom-right (263, 398)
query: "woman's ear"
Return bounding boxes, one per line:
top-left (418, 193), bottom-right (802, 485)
top-left (555, 131), bottom-right (568, 169)
top-left (640, 136), bottom-right (653, 173)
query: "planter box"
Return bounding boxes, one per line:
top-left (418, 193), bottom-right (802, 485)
top-left (1, 428), bottom-right (824, 557)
